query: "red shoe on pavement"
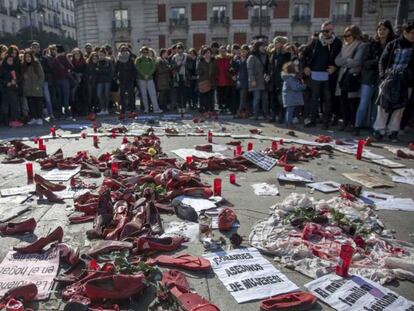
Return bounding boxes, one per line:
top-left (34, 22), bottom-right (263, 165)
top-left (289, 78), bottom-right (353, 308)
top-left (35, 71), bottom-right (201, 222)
top-left (218, 208), bottom-right (237, 231)
top-left (160, 270), bottom-right (190, 293)
top-left (87, 113), bottom-right (97, 121)
top-left (13, 226), bottom-right (63, 254)
top-left (2, 283), bottom-right (38, 302)
top-left (36, 184), bottom-right (65, 203)
top-left (135, 236), bottom-right (186, 252)
top-left (260, 291), bottom-right (317, 311)
top-left (34, 174), bottom-right (66, 191)
top-left (0, 218), bottom-right (36, 235)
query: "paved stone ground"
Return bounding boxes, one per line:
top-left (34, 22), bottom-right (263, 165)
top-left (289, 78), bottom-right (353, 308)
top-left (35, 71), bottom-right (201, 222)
top-left (0, 116), bottom-right (413, 311)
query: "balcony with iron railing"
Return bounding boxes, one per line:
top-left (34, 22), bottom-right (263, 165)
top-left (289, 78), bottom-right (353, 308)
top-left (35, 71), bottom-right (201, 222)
top-left (112, 19), bottom-right (132, 31)
top-left (9, 9), bottom-right (18, 17)
top-left (292, 14), bottom-right (311, 25)
top-left (333, 14), bottom-right (352, 23)
top-left (250, 15), bottom-right (271, 27)
top-left (169, 17), bottom-right (188, 31)
top-left (210, 16), bottom-right (230, 27)
top-left (0, 6), bottom-right (7, 15)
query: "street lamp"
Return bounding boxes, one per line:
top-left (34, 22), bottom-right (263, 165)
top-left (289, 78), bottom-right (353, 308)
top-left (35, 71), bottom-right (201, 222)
top-left (246, 0), bottom-right (277, 39)
top-left (16, 4), bottom-right (45, 42)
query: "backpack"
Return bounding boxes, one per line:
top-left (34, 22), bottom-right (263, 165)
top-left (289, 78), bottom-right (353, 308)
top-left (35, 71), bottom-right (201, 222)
top-left (378, 70), bottom-right (408, 112)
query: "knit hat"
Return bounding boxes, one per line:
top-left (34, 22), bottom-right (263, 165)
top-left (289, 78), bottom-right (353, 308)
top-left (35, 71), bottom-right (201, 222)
top-left (56, 44), bottom-right (65, 54)
top-left (273, 36), bottom-right (288, 45)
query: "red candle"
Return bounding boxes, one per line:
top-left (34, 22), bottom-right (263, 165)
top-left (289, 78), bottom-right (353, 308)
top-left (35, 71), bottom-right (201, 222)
top-left (284, 164), bottom-right (294, 172)
top-left (50, 127), bottom-right (56, 137)
top-left (93, 123), bottom-right (97, 133)
top-left (38, 138), bottom-right (44, 149)
top-left (33, 137), bottom-right (38, 144)
top-left (81, 132), bottom-right (86, 139)
top-left (247, 142), bottom-right (253, 151)
top-left (229, 174), bottom-right (236, 184)
top-left (111, 162), bottom-right (119, 176)
top-left (93, 135), bottom-right (99, 147)
top-left (39, 144), bottom-right (46, 152)
top-left (280, 139), bottom-right (284, 145)
top-left (335, 244), bottom-right (354, 277)
top-left (356, 139), bottom-right (365, 160)
top-left (213, 178), bottom-right (222, 196)
top-left (208, 131), bottom-right (213, 143)
top-left (112, 130), bottom-right (116, 139)
top-left (26, 162), bottom-right (33, 180)
top-left (186, 156), bottom-right (193, 164)
top-left (272, 141), bottom-right (278, 151)
top-left (122, 136), bottom-right (128, 144)
top-left (236, 145), bottom-right (242, 156)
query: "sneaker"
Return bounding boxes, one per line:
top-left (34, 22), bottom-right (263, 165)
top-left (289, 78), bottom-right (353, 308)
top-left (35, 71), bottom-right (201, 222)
top-left (153, 109), bottom-right (163, 114)
top-left (27, 119), bottom-right (37, 125)
top-left (388, 132), bottom-right (399, 142)
top-left (36, 119), bottom-right (43, 125)
top-left (372, 131), bottom-right (383, 141)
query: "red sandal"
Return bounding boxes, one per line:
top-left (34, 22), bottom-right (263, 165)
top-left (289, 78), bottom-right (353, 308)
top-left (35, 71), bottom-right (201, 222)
top-left (260, 291), bottom-right (317, 311)
top-left (151, 253), bottom-right (211, 271)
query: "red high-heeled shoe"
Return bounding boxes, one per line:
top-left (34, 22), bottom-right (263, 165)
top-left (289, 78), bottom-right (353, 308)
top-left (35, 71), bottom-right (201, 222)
top-left (13, 226), bottom-right (63, 254)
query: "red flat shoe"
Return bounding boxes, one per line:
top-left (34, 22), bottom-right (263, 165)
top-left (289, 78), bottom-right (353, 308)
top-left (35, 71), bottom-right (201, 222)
top-left (151, 254), bottom-right (211, 271)
top-left (260, 291), bottom-right (317, 311)
top-left (135, 236), bottom-right (186, 252)
top-left (84, 273), bottom-right (145, 301)
top-left (13, 226), bottom-right (63, 254)
top-left (88, 240), bottom-right (133, 257)
top-left (2, 283), bottom-right (38, 302)
top-left (34, 174), bottom-right (66, 191)
top-left (160, 270), bottom-right (190, 293)
top-left (171, 286), bottom-right (219, 311)
top-left (218, 208), bottom-right (237, 231)
top-left (36, 184), bottom-right (65, 203)
top-left (0, 218), bottom-right (36, 235)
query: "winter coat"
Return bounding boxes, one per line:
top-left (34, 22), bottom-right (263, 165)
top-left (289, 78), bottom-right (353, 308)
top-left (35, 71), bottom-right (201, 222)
top-left (52, 55), bottom-right (74, 80)
top-left (155, 57), bottom-right (171, 91)
top-left (301, 37), bottom-right (342, 71)
top-left (0, 62), bottom-right (21, 120)
top-left (135, 56), bottom-right (156, 81)
top-left (234, 57), bottom-right (249, 90)
top-left (96, 59), bottom-right (113, 84)
top-left (215, 54), bottom-right (233, 87)
top-left (36, 53), bottom-right (53, 82)
top-left (196, 58), bottom-right (217, 89)
top-left (86, 62), bottom-right (98, 86)
top-left (247, 53), bottom-right (269, 91)
top-left (22, 61), bottom-right (45, 97)
top-left (269, 50), bottom-right (291, 92)
top-left (185, 57), bottom-right (198, 81)
top-left (282, 74), bottom-right (306, 108)
top-left (115, 58), bottom-right (137, 86)
top-left (361, 40), bottom-right (387, 86)
top-left (171, 53), bottom-right (188, 84)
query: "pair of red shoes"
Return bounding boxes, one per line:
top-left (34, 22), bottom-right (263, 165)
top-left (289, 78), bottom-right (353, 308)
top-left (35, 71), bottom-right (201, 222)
top-left (218, 208), bottom-right (237, 231)
top-left (0, 218), bottom-right (36, 236)
top-left (34, 174), bottom-right (66, 203)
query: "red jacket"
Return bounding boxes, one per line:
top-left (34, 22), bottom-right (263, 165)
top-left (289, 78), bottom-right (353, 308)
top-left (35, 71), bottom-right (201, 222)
top-left (215, 54), bottom-right (232, 87)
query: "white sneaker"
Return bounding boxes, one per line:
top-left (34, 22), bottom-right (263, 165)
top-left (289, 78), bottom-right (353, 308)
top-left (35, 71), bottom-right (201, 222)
top-left (27, 119), bottom-right (37, 125)
top-left (36, 119), bottom-right (43, 125)
top-left (153, 109), bottom-right (163, 114)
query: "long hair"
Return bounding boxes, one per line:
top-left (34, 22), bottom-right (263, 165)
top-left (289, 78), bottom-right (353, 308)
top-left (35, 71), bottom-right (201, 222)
top-left (374, 20), bottom-right (395, 43)
top-left (344, 25), bottom-right (362, 41)
top-left (87, 52), bottom-right (99, 64)
top-left (21, 50), bottom-right (40, 73)
top-left (251, 40), bottom-right (265, 56)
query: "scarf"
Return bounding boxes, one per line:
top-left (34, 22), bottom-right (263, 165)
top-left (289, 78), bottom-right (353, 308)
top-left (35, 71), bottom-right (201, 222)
top-left (319, 33), bottom-right (336, 46)
top-left (118, 52), bottom-right (130, 64)
top-left (339, 39), bottom-right (360, 60)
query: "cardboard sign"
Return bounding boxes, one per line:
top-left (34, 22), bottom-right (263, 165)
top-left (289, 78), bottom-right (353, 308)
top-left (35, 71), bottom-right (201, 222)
top-left (343, 173), bottom-right (394, 188)
top-left (204, 248), bottom-right (299, 303)
top-left (0, 249), bottom-right (59, 300)
top-left (305, 274), bottom-right (414, 311)
top-left (242, 150), bottom-right (277, 171)
top-left (42, 167), bottom-right (80, 181)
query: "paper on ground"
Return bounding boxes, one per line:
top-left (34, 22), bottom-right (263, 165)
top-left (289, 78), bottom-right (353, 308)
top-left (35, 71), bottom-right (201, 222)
top-left (43, 167), bottom-right (81, 181)
top-left (242, 150), bottom-right (277, 171)
top-left (0, 196), bottom-right (31, 222)
top-left (0, 249), bottom-right (59, 300)
top-left (372, 158), bottom-right (405, 168)
top-left (278, 167), bottom-right (315, 183)
top-left (1, 184), bottom-right (35, 197)
top-left (392, 168), bottom-right (414, 178)
top-left (375, 198), bottom-right (414, 211)
top-left (360, 191), bottom-right (394, 204)
top-left (306, 181), bottom-right (341, 193)
top-left (172, 195), bottom-right (217, 213)
top-left (392, 176), bottom-right (414, 186)
top-left (252, 183), bottom-right (279, 196)
top-left (204, 248), bottom-right (299, 303)
top-left (55, 188), bottom-right (89, 199)
top-left (305, 274), bottom-right (414, 311)
top-left (172, 148), bottom-right (226, 159)
top-left (162, 221), bottom-right (199, 242)
top-left (343, 173), bottom-right (394, 188)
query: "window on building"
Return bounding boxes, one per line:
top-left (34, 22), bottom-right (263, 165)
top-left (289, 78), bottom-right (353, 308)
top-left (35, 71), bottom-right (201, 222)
top-left (2, 20), bottom-right (6, 33)
top-left (252, 5), bottom-right (267, 16)
top-left (9, 0), bottom-right (13, 10)
top-left (294, 4), bottom-right (309, 17)
top-left (170, 7), bottom-right (186, 20)
top-left (11, 21), bottom-right (16, 33)
top-left (171, 38), bottom-right (187, 47)
top-left (212, 5), bottom-right (226, 20)
top-left (114, 9), bottom-right (129, 28)
top-left (336, 3), bottom-right (350, 16)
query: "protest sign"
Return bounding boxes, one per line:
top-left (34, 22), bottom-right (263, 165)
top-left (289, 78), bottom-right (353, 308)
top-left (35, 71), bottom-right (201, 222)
top-left (305, 274), bottom-right (414, 311)
top-left (0, 249), bottom-right (59, 300)
top-left (392, 168), bottom-right (414, 178)
top-left (204, 248), bottom-right (299, 303)
top-left (43, 167), bottom-right (80, 181)
top-left (242, 150), bottom-right (277, 171)
top-left (0, 196), bottom-right (31, 222)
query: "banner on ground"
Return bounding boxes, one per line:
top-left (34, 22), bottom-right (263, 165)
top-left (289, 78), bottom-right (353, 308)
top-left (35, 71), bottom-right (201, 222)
top-left (204, 247), bottom-right (299, 303)
top-left (242, 150), bottom-right (277, 171)
top-left (305, 274), bottom-right (414, 311)
top-left (0, 248), bottom-right (59, 300)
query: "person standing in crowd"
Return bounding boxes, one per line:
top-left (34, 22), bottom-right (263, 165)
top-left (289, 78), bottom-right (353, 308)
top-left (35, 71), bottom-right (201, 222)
top-left (186, 48), bottom-right (198, 110)
top-left (85, 52), bottom-right (99, 118)
top-left (0, 54), bottom-right (22, 127)
top-left (22, 51), bottom-right (45, 125)
top-left (71, 48), bottom-right (87, 117)
top-left (115, 45), bottom-right (138, 119)
top-left (301, 21), bottom-right (342, 129)
top-left (52, 45), bottom-right (74, 119)
top-left (354, 20), bottom-right (395, 136)
top-left (235, 44), bottom-right (250, 118)
top-left (229, 44), bottom-right (241, 115)
top-left (197, 46), bottom-right (217, 113)
top-left (282, 62), bottom-right (306, 129)
top-left (210, 42), bottom-right (220, 59)
top-left (215, 45), bottom-right (233, 114)
top-left (373, 21), bottom-right (414, 142)
top-left (84, 43), bottom-right (93, 59)
top-left (171, 43), bottom-right (188, 113)
top-left (95, 48), bottom-right (113, 115)
top-left (335, 25), bottom-right (367, 131)
top-left (155, 48), bottom-right (172, 112)
top-left (247, 40), bottom-right (270, 120)
top-left (269, 36), bottom-right (291, 123)
top-left (135, 46), bottom-right (163, 114)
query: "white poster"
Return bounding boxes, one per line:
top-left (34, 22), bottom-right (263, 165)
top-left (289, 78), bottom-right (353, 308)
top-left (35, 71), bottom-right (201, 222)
top-left (204, 248), bottom-right (299, 303)
top-left (305, 274), bottom-right (414, 311)
top-left (242, 150), bottom-right (277, 171)
top-left (42, 167), bottom-right (80, 181)
top-left (0, 249), bottom-right (59, 300)
top-left (1, 185), bottom-right (36, 197)
top-left (307, 181), bottom-right (341, 193)
top-left (172, 148), bottom-right (226, 160)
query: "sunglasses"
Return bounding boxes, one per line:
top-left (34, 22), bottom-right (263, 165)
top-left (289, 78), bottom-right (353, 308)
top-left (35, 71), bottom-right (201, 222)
top-left (322, 29), bottom-right (332, 33)
top-left (344, 34), bottom-right (352, 38)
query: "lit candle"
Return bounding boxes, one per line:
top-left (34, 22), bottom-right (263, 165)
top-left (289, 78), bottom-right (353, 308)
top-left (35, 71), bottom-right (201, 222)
top-left (111, 162), bottom-right (119, 176)
top-left (186, 156), bottom-right (193, 165)
top-left (208, 131), bottom-right (213, 143)
top-left (247, 142), bottom-right (253, 151)
top-left (356, 139), bottom-right (365, 160)
top-left (229, 174), bottom-right (236, 184)
top-left (213, 178), bottom-right (222, 196)
top-left (272, 141), bottom-right (278, 151)
top-left (38, 138), bottom-right (44, 150)
top-left (236, 145), bottom-right (242, 156)
top-left (50, 127), bottom-right (56, 138)
top-left (26, 162), bottom-right (33, 180)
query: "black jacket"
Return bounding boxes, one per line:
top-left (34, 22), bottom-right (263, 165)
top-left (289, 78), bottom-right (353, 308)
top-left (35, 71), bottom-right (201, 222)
top-left (361, 40), bottom-right (387, 85)
top-left (115, 58), bottom-right (137, 85)
top-left (269, 51), bottom-right (291, 91)
top-left (96, 59), bottom-right (113, 84)
top-left (301, 37), bottom-right (342, 71)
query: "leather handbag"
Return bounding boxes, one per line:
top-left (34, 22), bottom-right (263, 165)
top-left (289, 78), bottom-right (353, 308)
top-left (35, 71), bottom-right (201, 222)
top-left (198, 80), bottom-right (212, 93)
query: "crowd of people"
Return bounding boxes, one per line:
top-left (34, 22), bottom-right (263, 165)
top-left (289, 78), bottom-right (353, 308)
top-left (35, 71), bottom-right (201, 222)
top-left (0, 20), bottom-right (413, 141)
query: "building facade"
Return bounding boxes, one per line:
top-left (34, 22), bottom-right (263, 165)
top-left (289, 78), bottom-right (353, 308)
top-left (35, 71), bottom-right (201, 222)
top-left (0, 0), bottom-right (76, 39)
top-left (74, 0), bottom-right (414, 51)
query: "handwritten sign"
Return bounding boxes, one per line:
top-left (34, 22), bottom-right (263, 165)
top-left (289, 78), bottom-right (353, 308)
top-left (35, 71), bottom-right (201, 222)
top-left (204, 248), bottom-right (299, 303)
top-left (43, 167), bottom-right (80, 181)
top-left (0, 249), bottom-right (59, 300)
top-left (305, 274), bottom-right (414, 311)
